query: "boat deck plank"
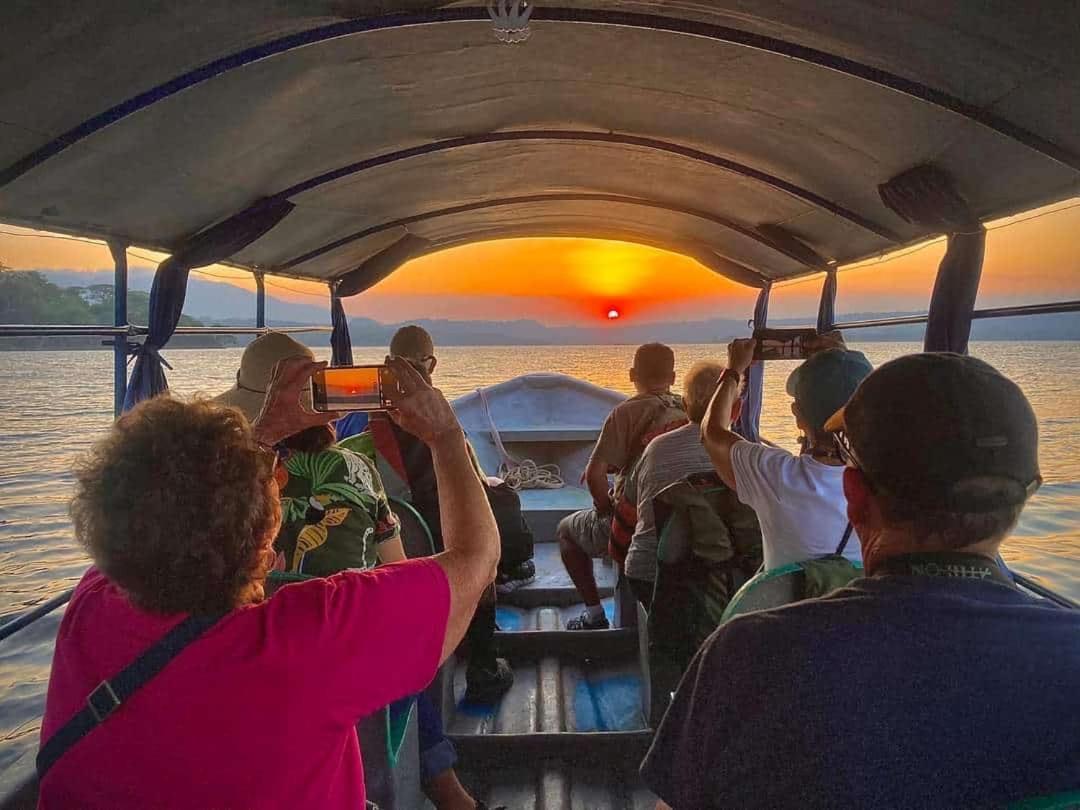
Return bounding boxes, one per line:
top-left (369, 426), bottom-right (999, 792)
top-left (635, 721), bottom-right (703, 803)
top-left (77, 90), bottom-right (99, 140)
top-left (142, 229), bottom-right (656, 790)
top-left (448, 653), bottom-right (646, 736)
top-left (460, 759), bottom-right (657, 810)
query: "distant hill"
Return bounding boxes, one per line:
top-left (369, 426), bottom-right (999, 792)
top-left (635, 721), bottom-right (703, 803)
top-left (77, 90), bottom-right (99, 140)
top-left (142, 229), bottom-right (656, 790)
top-left (0, 270), bottom-right (235, 350)
top-left (41, 268), bottom-right (331, 324)
top-left (19, 268), bottom-right (1080, 346)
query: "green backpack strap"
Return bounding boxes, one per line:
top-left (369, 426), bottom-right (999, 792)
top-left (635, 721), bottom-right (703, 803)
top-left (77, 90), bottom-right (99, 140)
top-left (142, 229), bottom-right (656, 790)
top-left (385, 698), bottom-right (416, 768)
top-left (1008, 791), bottom-right (1080, 809)
top-left (799, 556), bottom-right (863, 599)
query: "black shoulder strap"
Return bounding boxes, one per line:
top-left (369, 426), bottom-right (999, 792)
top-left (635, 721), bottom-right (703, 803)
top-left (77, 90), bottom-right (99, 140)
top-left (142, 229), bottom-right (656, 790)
top-left (37, 612), bottom-right (225, 778)
top-left (834, 522), bottom-right (854, 556)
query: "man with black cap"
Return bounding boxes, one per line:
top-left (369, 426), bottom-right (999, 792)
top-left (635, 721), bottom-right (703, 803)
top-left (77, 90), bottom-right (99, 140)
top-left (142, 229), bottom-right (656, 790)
top-left (641, 353), bottom-right (1080, 809)
top-left (701, 335), bottom-right (872, 569)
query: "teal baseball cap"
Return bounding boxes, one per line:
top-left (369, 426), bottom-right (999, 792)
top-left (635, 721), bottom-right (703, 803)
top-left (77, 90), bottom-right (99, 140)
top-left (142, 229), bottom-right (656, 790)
top-left (785, 348), bottom-right (873, 432)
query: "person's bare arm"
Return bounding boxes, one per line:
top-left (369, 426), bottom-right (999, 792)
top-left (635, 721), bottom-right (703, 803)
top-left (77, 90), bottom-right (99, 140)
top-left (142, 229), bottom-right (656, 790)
top-left (376, 537), bottom-right (407, 564)
top-left (585, 456), bottom-right (613, 515)
top-left (385, 356), bottom-right (499, 664)
top-left (701, 338), bottom-right (755, 489)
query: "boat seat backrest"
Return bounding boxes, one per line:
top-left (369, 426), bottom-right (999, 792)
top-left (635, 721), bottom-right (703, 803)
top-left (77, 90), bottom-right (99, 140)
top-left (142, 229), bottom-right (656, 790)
top-left (720, 557), bottom-right (863, 624)
top-left (388, 496), bottom-right (436, 559)
top-left (358, 703), bottom-right (424, 810)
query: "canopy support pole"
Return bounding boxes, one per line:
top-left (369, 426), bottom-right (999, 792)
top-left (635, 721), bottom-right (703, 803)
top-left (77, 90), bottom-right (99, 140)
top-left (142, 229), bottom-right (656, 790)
top-left (254, 272), bottom-right (266, 328)
top-left (816, 268), bottom-right (838, 333)
top-left (330, 284), bottom-right (353, 367)
top-left (924, 230), bottom-right (986, 353)
top-left (877, 164), bottom-right (988, 354)
top-left (107, 240), bottom-right (128, 418)
top-left (735, 284), bottom-right (771, 443)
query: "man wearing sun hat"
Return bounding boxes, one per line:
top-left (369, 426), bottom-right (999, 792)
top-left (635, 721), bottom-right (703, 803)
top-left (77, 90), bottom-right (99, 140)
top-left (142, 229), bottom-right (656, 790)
top-left (216, 330), bottom-right (316, 416)
top-left (215, 331), bottom-right (405, 572)
top-left (701, 334), bottom-right (872, 570)
top-left (641, 352), bottom-right (1080, 809)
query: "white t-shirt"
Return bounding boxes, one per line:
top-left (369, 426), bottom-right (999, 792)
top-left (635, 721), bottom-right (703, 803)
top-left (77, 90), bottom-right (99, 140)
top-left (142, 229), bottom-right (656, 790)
top-left (729, 440), bottom-right (861, 571)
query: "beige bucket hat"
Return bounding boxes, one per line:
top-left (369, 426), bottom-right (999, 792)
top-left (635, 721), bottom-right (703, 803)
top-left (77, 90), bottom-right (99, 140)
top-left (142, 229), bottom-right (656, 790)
top-left (214, 332), bottom-right (315, 422)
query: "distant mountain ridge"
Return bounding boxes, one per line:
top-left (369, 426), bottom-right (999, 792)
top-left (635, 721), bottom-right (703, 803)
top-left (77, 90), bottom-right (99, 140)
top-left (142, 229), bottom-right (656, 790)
top-left (36, 268), bottom-right (1080, 345)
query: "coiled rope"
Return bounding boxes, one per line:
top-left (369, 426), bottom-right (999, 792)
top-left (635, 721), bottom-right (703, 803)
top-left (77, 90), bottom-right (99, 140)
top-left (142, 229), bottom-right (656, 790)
top-left (476, 386), bottom-right (564, 491)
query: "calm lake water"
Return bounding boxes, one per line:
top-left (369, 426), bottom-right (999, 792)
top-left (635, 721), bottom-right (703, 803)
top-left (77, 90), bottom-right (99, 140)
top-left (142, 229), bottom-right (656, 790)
top-left (0, 342), bottom-right (1077, 773)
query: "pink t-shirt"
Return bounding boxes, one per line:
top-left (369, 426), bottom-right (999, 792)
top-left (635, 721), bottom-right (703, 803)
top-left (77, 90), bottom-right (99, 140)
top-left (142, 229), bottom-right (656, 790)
top-left (38, 560), bottom-right (450, 809)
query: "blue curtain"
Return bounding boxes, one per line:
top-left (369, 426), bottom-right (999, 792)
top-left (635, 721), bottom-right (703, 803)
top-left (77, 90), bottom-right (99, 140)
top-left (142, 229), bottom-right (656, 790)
top-left (816, 268), bottom-right (837, 333)
top-left (124, 198), bottom-right (294, 410)
top-left (330, 290), bottom-right (354, 367)
top-left (924, 231), bottom-right (986, 353)
top-left (735, 284), bottom-right (771, 442)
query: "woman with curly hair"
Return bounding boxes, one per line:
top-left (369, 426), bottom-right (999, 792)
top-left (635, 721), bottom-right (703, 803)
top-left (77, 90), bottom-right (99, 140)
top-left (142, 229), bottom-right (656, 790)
top-left (38, 356), bottom-right (500, 809)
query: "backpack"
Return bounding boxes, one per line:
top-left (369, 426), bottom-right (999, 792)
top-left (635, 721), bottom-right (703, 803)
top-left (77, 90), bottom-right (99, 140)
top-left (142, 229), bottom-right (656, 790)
top-left (486, 482), bottom-right (535, 573)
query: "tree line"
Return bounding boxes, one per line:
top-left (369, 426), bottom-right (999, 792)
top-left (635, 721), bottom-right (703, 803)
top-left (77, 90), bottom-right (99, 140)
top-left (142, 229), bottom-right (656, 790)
top-left (0, 268), bottom-right (235, 349)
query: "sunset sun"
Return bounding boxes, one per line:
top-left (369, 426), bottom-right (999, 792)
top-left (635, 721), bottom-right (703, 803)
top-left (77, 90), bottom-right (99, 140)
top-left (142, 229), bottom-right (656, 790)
top-left (607, 308), bottom-right (620, 320)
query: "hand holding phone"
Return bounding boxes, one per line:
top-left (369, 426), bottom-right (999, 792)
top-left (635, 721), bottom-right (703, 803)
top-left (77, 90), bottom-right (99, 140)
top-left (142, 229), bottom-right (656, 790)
top-left (254, 357), bottom-right (341, 446)
top-left (383, 355), bottom-right (463, 447)
top-left (752, 328), bottom-right (818, 362)
top-left (310, 364), bottom-right (400, 412)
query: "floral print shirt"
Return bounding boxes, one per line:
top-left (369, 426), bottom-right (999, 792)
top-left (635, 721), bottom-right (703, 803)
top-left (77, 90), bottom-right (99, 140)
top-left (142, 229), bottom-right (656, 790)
top-left (275, 435), bottom-right (400, 576)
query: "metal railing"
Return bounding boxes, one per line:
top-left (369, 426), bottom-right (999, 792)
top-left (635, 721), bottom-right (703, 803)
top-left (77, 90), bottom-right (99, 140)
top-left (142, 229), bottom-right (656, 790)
top-left (0, 589), bottom-right (75, 642)
top-left (0, 324), bottom-right (332, 337)
top-left (832, 299), bottom-right (1080, 331)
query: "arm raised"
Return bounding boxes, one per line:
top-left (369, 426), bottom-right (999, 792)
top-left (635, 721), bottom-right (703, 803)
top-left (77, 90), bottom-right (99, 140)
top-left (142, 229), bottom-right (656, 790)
top-left (385, 356), bottom-right (500, 663)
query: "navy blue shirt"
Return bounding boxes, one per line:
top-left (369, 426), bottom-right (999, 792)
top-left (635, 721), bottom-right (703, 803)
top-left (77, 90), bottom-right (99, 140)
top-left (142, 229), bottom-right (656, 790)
top-left (641, 571), bottom-right (1080, 809)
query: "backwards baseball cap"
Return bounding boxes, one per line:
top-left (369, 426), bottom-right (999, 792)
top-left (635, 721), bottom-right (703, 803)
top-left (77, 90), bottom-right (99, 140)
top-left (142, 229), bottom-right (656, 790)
top-left (825, 353), bottom-right (1041, 512)
top-left (785, 348), bottom-right (873, 432)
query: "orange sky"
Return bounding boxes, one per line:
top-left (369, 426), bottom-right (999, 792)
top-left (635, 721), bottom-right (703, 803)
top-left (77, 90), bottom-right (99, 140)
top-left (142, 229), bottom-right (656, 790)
top-left (1, 199), bottom-right (1077, 325)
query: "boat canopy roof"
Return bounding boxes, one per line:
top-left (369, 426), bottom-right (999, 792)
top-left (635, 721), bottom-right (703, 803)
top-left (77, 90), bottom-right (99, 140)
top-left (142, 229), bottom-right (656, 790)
top-left (1, 2), bottom-right (1078, 291)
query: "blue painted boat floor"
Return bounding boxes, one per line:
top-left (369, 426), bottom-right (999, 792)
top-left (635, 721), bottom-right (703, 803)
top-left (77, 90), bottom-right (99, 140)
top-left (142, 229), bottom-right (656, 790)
top-left (449, 652), bottom-right (645, 735)
top-left (503, 542), bottom-right (618, 596)
top-left (496, 598), bottom-right (616, 631)
top-left (516, 485), bottom-right (594, 512)
top-left (444, 482), bottom-right (655, 807)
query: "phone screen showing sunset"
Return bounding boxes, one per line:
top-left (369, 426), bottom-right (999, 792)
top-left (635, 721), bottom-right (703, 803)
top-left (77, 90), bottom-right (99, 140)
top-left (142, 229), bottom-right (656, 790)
top-left (314, 366), bottom-right (383, 411)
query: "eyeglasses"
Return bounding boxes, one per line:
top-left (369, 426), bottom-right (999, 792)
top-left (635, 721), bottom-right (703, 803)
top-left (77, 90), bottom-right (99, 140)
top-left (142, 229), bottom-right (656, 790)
top-left (832, 429), bottom-right (858, 469)
top-left (834, 429), bottom-right (883, 494)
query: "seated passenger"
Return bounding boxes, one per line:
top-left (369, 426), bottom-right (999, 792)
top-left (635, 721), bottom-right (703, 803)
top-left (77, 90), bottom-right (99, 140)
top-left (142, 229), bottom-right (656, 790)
top-left (620, 361), bottom-right (752, 609)
top-left (216, 333), bottom-right (489, 810)
top-left (215, 332), bottom-right (406, 572)
top-left (359, 325), bottom-right (515, 703)
top-left (559, 343), bottom-right (687, 630)
top-left (39, 354), bottom-right (500, 809)
top-left (642, 353), bottom-right (1080, 809)
top-left (701, 334), bottom-right (871, 570)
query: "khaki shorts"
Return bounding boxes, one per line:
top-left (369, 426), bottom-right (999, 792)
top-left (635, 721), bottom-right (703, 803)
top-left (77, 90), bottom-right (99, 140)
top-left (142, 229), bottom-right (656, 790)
top-left (559, 507), bottom-right (611, 559)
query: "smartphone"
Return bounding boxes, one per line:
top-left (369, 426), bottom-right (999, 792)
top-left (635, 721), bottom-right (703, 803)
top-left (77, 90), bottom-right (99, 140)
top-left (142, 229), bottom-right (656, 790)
top-left (753, 328), bottom-right (818, 361)
top-left (310, 365), bottom-right (400, 412)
